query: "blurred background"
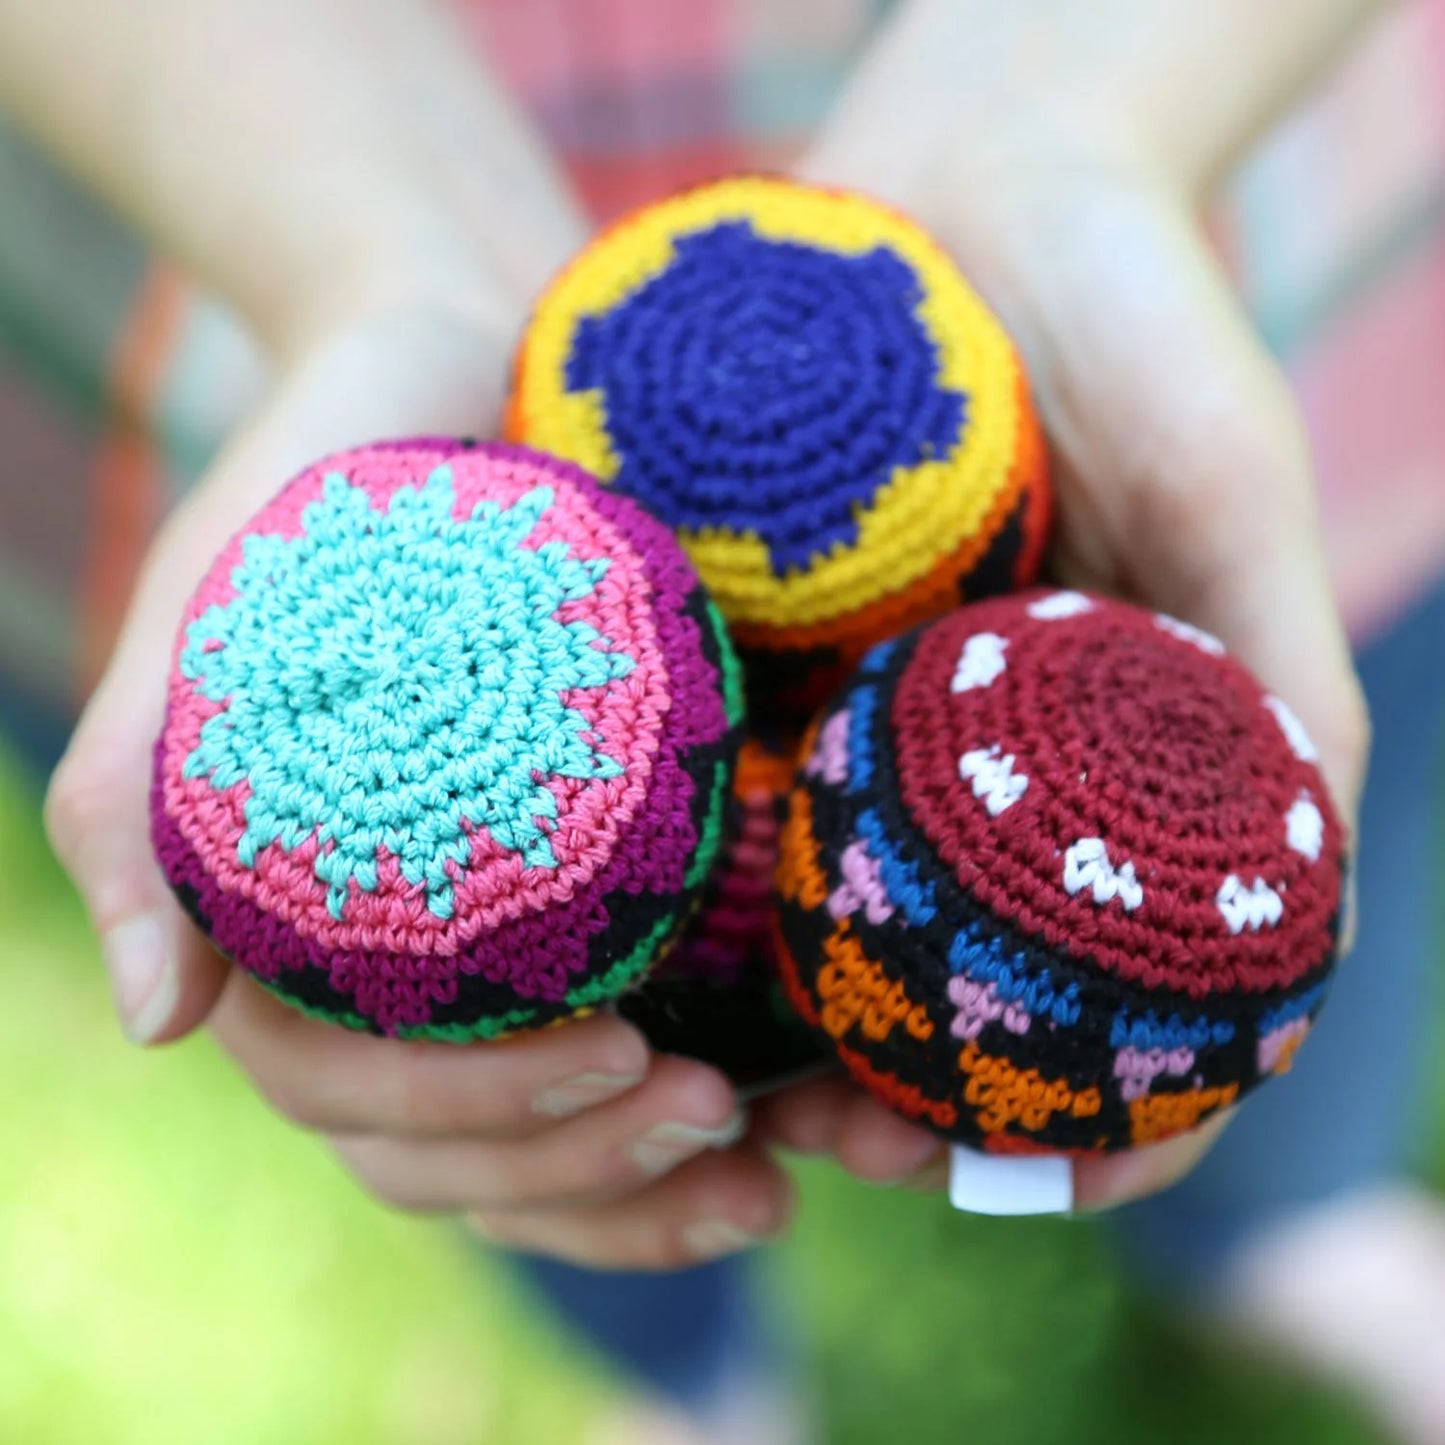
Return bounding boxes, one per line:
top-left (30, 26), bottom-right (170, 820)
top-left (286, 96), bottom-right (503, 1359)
top-left (2, 2), bottom-right (1444, 1441)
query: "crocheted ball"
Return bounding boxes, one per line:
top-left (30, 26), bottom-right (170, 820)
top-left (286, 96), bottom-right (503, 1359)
top-left (151, 439), bottom-right (742, 1040)
top-left (506, 175), bottom-right (1051, 718)
top-left (775, 590), bottom-right (1346, 1153)
top-left (617, 738), bottom-right (828, 1084)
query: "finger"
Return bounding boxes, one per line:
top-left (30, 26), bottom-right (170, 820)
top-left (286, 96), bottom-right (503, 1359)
top-left (755, 1075), bottom-right (947, 1184)
top-left (211, 972), bottom-right (651, 1138)
top-left (45, 694), bottom-right (228, 1045)
top-left (466, 1144), bottom-right (794, 1271)
top-left (750, 1072), bottom-right (854, 1154)
top-left (828, 1090), bottom-right (946, 1184)
top-left (755, 1071), bottom-right (957, 1183)
top-left (754, 1073), bottom-right (949, 1183)
top-left (329, 1055), bottom-right (745, 1212)
top-left (46, 305), bottom-right (512, 1046)
top-left (1073, 1108), bottom-right (1236, 1211)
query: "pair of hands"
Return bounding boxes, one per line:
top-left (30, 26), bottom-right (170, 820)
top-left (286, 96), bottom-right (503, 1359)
top-left (44, 111), bottom-right (1367, 1269)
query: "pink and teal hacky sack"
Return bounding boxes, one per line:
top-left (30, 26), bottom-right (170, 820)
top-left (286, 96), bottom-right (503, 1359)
top-left (150, 439), bottom-right (742, 1040)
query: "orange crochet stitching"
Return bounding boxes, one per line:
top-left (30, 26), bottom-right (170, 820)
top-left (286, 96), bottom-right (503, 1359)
top-left (837, 1039), bottom-right (958, 1130)
top-left (1268, 1028), bottom-right (1309, 1076)
top-left (981, 1131), bottom-right (1109, 1158)
top-left (773, 925), bottom-right (823, 1030)
top-left (817, 924), bottom-right (934, 1043)
top-left (1129, 1083), bottom-right (1239, 1146)
top-left (736, 738), bottom-right (797, 801)
top-left (776, 785), bottom-right (829, 910)
top-left (958, 1041), bottom-right (1103, 1134)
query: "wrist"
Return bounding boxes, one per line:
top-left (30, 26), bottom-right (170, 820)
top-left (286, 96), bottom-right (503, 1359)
top-left (252, 184), bottom-right (584, 370)
top-left (808, 0), bottom-right (1387, 210)
top-left (261, 218), bottom-right (508, 368)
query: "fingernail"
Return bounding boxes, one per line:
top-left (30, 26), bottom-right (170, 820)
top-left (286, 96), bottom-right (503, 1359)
top-left (102, 915), bottom-right (177, 1045)
top-left (878, 1131), bottom-right (949, 1184)
top-left (682, 1219), bottom-right (758, 1261)
top-left (890, 1153), bottom-right (949, 1192)
top-left (532, 1072), bottom-right (644, 1119)
top-left (631, 1109), bottom-right (747, 1177)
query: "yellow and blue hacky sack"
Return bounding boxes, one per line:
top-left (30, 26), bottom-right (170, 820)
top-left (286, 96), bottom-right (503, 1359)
top-left (507, 175), bottom-right (1052, 720)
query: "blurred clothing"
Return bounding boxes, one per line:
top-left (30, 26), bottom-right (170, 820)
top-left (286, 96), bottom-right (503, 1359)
top-left (506, 1250), bottom-right (795, 1414)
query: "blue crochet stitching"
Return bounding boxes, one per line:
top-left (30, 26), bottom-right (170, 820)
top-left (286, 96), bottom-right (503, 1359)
top-left (565, 221), bottom-right (968, 574)
top-left (1109, 1010), bottom-right (1235, 1053)
top-left (948, 927), bottom-right (1083, 1029)
top-left (1257, 981), bottom-right (1331, 1037)
top-left (858, 637), bottom-right (899, 676)
top-left (845, 684), bottom-right (879, 794)
top-left (180, 467), bottom-right (635, 921)
top-left (856, 808), bottom-right (937, 926)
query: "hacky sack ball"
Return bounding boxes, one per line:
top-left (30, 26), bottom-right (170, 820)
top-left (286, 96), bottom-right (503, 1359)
top-left (506, 175), bottom-right (1051, 718)
top-left (151, 439), bottom-right (742, 1040)
top-left (774, 590), bottom-right (1346, 1153)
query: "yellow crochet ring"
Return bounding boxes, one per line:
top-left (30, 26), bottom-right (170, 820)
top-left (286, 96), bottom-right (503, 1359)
top-left (507, 176), bottom-right (1050, 709)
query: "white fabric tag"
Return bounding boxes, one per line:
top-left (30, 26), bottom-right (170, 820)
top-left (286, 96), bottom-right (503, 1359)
top-left (948, 1145), bottom-right (1073, 1216)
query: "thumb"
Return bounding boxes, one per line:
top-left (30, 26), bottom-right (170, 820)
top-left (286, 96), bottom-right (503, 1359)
top-left (47, 301), bottom-right (512, 1045)
top-left (46, 621), bottom-right (228, 1045)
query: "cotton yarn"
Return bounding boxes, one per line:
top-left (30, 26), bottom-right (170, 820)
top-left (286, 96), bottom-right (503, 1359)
top-left (619, 737), bottom-right (827, 1082)
top-left (506, 175), bottom-right (1051, 719)
top-left (151, 439), bottom-right (741, 1040)
top-left (775, 591), bottom-right (1345, 1153)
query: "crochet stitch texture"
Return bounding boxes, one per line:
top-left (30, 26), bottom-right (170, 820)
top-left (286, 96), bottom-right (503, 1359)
top-left (775, 591), bottom-right (1346, 1152)
top-left (618, 737), bottom-right (827, 1082)
top-left (152, 440), bottom-right (741, 1040)
top-left (506, 175), bottom-right (1051, 719)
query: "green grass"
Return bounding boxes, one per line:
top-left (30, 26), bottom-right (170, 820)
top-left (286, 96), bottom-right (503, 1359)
top-left (0, 746), bottom-right (1421, 1443)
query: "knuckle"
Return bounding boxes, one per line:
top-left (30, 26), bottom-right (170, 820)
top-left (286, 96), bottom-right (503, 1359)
top-left (362, 1174), bottom-right (438, 1215)
top-left (256, 1064), bottom-right (331, 1131)
top-left (1122, 402), bottom-right (1309, 557)
top-left (464, 1209), bottom-right (523, 1249)
top-left (381, 1184), bottom-right (448, 1216)
top-left (509, 1143), bottom-right (617, 1207)
top-left (340, 1146), bottom-right (444, 1215)
top-left (647, 1222), bottom-right (700, 1272)
top-left (388, 1054), bottom-right (491, 1136)
top-left (43, 753), bottom-right (107, 863)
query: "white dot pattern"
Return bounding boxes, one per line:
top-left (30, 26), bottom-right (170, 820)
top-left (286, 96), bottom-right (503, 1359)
top-left (1217, 874), bottom-right (1284, 934)
top-left (1286, 793), bottom-right (1324, 862)
top-left (951, 632), bottom-right (1008, 692)
top-left (1027, 591), bottom-right (1093, 621)
top-left (959, 746), bottom-right (1028, 817)
top-left (1063, 838), bottom-right (1144, 912)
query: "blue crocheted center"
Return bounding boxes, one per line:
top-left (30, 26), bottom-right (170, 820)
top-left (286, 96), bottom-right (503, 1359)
top-left (565, 221), bottom-right (969, 574)
top-left (179, 467), bottom-right (636, 921)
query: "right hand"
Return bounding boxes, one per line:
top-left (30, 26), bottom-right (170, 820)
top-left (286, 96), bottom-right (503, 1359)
top-left (46, 299), bottom-right (795, 1270)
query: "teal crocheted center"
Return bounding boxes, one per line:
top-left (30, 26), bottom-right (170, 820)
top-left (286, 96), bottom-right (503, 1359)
top-left (179, 466), bottom-right (637, 921)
